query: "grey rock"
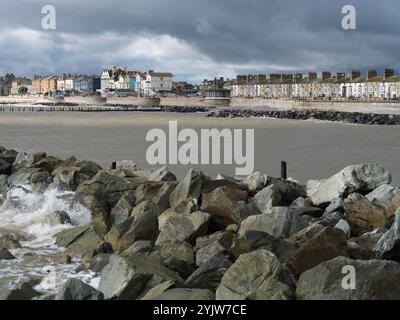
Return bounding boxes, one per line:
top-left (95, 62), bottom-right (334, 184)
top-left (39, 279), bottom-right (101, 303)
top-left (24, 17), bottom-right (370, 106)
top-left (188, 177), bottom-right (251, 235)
top-left (184, 252), bottom-right (233, 290)
top-left (141, 280), bottom-right (175, 300)
top-left (232, 200), bottom-right (261, 224)
top-left (105, 201), bottom-right (159, 253)
top-left (253, 185), bottom-right (281, 213)
top-left (201, 186), bottom-right (248, 226)
top-left (335, 219), bottom-right (351, 238)
top-left (148, 166), bottom-right (177, 182)
top-left (169, 169), bottom-right (209, 213)
top-left (231, 230), bottom-right (275, 258)
top-left (156, 211), bottom-right (210, 246)
top-left (325, 198), bottom-right (345, 214)
top-left (152, 182), bottom-right (177, 213)
top-left (0, 279), bottom-right (40, 300)
top-left (366, 184), bottom-right (400, 220)
top-left (374, 209), bottom-right (400, 260)
top-left (0, 234), bottom-right (22, 250)
top-left (160, 241), bottom-right (195, 278)
top-left (56, 227), bottom-right (112, 259)
top-left (239, 207), bottom-right (310, 239)
top-left (290, 197), bottom-right (313, 208)
top-left (0, 248), bottom-right (16, 260)
top-left (135, 182), bottom-right (164, 205)
top-left (110, 191), bottom-right (136, 226)
top-left (12, 152), bottom-right (46, 172)
top-left (55, 278), bottom-right (104, 300)
top-left (47, 210), bottom-right (71, 226)
top-left (216, 250), bottom-right (293, 300)
top-left (99, 253), bottom-right (183, 300)
top-left (296, 256), bottom-right (400, 300)
top-left (243, 172), bottom-right (268, 194)
top-left (307, 164), bottom-right (391, 206)
top-left (124, 241), bottom-right (153, 255)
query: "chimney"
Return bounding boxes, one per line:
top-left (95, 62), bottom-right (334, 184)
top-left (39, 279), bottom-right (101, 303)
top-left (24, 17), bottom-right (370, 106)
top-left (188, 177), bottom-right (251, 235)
top-left (295, 73), bottom-right (303, 81)
top-left (322, 71), bottom-right (331, 81)
top-left (367, 69), bottom-right (377, 80)
top-left (308, 72), bottom-right (317, 81)
top-left (351, 69), bottom-right (361, 80)
top-left (384, 68), bottom-right (394, 79)
top-left (336, 72), bottom-right (346, 81)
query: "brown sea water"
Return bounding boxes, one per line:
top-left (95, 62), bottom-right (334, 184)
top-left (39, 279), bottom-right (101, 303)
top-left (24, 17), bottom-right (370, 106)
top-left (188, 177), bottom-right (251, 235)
top-left (0, 110), bottom-right (399, 185)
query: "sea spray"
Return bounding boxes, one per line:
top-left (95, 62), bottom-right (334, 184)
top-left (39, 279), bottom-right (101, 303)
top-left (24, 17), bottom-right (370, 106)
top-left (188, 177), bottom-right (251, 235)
top-left (0, 186), bottom-right (96, 294)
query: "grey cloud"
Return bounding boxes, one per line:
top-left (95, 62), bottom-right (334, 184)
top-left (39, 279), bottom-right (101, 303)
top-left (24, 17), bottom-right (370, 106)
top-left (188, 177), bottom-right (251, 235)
top-left (0, 0), bottom-right (399, 81)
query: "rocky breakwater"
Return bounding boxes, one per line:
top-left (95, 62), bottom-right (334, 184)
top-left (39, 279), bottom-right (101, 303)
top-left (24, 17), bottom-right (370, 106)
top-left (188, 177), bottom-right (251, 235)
top-left (208, 109), bottom-right (400, 125)
top-left (1, 147), bottom-right (400, 300)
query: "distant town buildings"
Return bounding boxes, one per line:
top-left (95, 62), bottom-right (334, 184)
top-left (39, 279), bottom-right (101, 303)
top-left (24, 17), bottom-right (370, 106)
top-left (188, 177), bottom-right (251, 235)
top-left (2, 67), bottom-right (400, 101)
top-left (101, 67), bottom-right (173, 97)
top-left (229, 68), bottom-right (400, 101)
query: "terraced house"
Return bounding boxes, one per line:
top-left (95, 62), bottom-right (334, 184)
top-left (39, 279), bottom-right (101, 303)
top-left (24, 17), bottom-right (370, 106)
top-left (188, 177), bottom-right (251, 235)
top-left (231, 68), bottom-right (400, 101)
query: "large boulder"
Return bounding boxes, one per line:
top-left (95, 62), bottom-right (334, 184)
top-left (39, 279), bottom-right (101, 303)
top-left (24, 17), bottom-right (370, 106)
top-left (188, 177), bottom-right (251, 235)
top-left (344, 193), bottom-right (388, 234)
top-left (98, 253), bottom-right (183, 300)
top-left (201, 186), bottom-right (248, 226)
top-left (55, 227), bottom-right (113, 259)
top-left (169, 169), bottom-right (209, 213)
top-left (105, 201), bottom-right (159, 253)
top-left (296, 256), bottom-right (400, 300)
top-left (51, 166), bottom-right (82, 191)
top-left (243, 172), bottom-right (267, 194)
top-left (366, 184), bottom-right (400, 220)
top-left (374, 209), bottom-right (400, 260)
top-left (55, 278), bottom-right (104, 300)
top-left (76, 183), bottom-right (111, 235)
top-left (109, 191), bottom-right (136, 226)
top-left (135, 182), bottom-right (164, 205)
top-left (0, 234), bottom-right (22, 250)
top-left (287, 227), bottom-right (349, 278)
top-left (239, 207), bottom-right (310, 240)
top-left (307, 164), bottom-right (391, 206)
top-left (0, 248), bottom-right (16, 260)
top-left (348, 229), bottom-right (385, 260)
top-left (0, 279), bottom-right (40, 300)
top-left (141, 281), bottom-right (175, 300)
top-left (156, 211), bottom-right (210, 246)
top-left (12, 152), bottom-right (47, 172)
top-left (253, 185), bottom-right (281, 213)
top-left (184, 252), bottom-right (233, 290)
top-left (148, 166), bottom-right (177, 182)
top-left (216, 250), bottom-right (293, 300)
top-left (231, 200), bottom-right (261, 224)
top-left (159, 241), bottom-right (195, 278)
top-left (231, 230), bottom-right (275, 258)
top-left (152, 182), bottom-right (177, 213)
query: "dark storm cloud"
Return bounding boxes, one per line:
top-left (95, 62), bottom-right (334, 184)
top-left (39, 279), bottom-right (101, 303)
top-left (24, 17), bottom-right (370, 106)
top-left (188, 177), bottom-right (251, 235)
top-left (0, 0), bottom-right (399, 81)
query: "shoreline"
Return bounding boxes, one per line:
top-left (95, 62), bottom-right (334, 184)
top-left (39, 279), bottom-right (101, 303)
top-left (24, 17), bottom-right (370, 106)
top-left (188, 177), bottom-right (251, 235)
top-left (1, 96), bottom-right (400, 115)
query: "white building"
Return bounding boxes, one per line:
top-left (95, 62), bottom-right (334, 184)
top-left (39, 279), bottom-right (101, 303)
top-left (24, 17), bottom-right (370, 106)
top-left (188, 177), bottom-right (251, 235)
top-left (143, 71), bottom-right (173, 96)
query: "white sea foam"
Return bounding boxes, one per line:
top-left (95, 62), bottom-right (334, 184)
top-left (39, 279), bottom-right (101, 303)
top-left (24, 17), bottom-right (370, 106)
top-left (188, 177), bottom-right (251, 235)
top-left (0, 186), bottom-right (95, 295)
top-left (0, 187), bottom-right (91, 248)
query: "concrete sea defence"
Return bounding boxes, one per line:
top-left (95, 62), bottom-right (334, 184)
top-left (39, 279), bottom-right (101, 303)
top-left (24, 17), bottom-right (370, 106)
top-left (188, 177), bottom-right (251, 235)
top-left (208, 109), bottom-right (400, 125)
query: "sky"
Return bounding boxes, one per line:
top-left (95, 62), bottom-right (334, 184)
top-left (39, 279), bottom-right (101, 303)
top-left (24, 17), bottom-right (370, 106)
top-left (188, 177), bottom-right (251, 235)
top-left (0, 0), bottom-right (399, 82)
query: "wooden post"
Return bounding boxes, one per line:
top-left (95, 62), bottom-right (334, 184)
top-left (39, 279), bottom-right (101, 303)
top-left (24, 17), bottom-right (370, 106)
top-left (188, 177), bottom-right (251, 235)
top-left (281, 161), bottom-right (287, 180)
top-left (111, 162), bottom-right (117, 170)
